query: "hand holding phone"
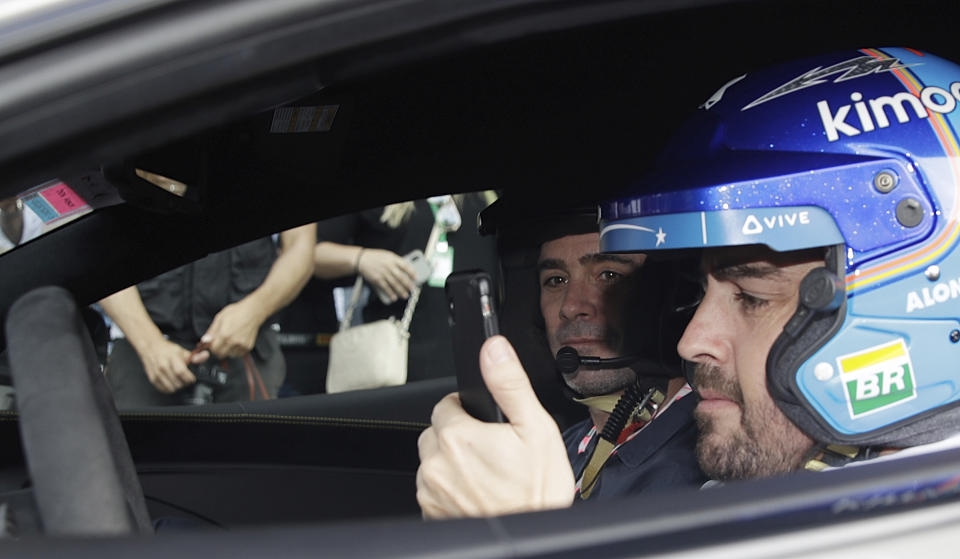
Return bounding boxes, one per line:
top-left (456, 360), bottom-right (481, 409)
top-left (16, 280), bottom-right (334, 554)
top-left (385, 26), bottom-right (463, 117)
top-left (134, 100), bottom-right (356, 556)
top-left (445, 270), bottom-right (505, 422)
top-left (405, 249), bottom-right (432, 285)
top-left (374, 249), bottom-right (432, 305)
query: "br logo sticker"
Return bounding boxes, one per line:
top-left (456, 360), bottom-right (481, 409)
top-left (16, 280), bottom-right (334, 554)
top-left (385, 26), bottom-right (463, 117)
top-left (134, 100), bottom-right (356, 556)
top-left (837, 339), bottom-right (917, 418)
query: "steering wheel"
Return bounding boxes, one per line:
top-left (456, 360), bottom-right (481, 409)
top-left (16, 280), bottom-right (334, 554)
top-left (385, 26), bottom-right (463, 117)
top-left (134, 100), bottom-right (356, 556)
top-left (5, 286), bottom-right (151, 535)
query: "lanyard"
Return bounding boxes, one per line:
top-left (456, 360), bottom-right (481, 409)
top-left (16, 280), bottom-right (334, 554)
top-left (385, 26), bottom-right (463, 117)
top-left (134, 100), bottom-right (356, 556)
top-left (426, 196), bottom-right (461, 288)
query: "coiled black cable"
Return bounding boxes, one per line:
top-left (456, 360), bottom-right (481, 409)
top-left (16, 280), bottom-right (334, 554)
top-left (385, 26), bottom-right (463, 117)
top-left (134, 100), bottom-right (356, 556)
top-left (599, 379), bottom-right (648, 443)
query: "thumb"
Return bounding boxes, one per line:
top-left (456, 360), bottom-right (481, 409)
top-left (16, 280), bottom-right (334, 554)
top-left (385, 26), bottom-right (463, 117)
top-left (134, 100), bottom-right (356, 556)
top-left (189, 350), bottom-right (210, 364)
top-left (479, 336), bottom-right (548, 429)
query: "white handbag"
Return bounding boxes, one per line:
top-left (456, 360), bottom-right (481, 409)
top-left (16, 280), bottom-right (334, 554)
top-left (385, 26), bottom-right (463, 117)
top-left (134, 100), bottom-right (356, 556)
top-left (326, 216), bottom-right (451, 393)
top-left (325, 275), bottom-right (420, 393)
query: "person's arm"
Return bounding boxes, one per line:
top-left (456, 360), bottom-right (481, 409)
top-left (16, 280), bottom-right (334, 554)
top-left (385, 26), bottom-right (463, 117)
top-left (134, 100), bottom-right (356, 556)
top-left (416, 336), bottom-right (575, 518)
top-left (313, 241), bottom-right (416, 303)
top-left (312, 241), bottom-right (365, 279)
top-left (201, 223), bottom-right (316, 358)
top-left (99, 286), bottom-right (201, 393)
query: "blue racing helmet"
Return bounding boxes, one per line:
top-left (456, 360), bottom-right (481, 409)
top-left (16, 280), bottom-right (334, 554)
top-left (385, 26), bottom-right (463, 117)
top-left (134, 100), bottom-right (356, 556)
top-left (600, 47), bottom-right (960, 447)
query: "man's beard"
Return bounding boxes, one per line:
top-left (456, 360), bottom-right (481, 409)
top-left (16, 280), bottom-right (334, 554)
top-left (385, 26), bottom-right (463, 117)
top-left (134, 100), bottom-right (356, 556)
top-left (563, 365), bottom-right (636, 397)
top-left (553, 321), bottom-right (634, 397)
top-left (693, 364), bottom-right (814, 481)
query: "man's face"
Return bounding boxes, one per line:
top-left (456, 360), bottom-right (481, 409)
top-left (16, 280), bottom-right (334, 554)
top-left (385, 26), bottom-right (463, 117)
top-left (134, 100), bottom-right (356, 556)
top-left (678, 245), bottom-right (822, 481)
top-left (538, 233), bottom-right (646, 397)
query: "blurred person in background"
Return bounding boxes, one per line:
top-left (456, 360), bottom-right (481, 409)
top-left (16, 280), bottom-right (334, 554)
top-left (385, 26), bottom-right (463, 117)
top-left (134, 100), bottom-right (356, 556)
top-left (100, 224), bottom-right (315, 406)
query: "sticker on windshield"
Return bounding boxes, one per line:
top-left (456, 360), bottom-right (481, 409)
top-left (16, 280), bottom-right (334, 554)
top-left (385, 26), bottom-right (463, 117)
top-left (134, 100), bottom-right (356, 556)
top-left (1, 179), bottom-right (92, 255)
top-left (22, 181), bottom-right (90, 224)
top-left (270, 105), bottom-right (339, 133)
top-left (838, 339), bottom-right (917, 418)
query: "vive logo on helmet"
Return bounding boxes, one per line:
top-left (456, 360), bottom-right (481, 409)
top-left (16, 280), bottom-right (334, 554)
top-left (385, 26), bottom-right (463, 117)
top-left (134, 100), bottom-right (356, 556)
top-left (818, 83), bottom-right (960, 142)
top-left (838, 339), bottom-right (917, 419)
top-left (741, 211), bottom-right (811, 235)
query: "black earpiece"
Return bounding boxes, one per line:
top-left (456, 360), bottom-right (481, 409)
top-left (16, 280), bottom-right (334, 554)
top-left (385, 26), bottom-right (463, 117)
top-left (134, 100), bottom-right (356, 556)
top-left (799, 267), bottom-right (845, 312)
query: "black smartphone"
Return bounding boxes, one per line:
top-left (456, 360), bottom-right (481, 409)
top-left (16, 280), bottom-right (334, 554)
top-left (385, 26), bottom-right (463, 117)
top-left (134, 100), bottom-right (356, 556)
top-left (445, 270), bottom-right (505, 422)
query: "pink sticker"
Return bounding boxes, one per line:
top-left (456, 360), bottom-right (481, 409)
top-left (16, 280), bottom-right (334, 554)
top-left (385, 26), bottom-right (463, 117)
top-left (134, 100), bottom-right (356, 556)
top-left (39, 182), bottom-right (88, 216)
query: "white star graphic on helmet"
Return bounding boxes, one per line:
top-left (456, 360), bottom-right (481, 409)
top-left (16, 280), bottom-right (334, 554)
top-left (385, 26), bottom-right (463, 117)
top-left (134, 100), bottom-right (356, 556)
top-left (599, 222), bottom-right (668, 249)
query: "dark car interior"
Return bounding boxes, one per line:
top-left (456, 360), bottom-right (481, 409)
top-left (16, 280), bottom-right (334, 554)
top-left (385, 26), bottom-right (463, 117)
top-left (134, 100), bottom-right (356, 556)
top-left (1, 0), bottom-right (960, 555)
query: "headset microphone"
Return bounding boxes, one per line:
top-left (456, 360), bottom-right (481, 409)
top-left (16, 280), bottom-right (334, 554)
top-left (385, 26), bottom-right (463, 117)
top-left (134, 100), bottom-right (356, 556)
top-left (555, 346), bottom-right (677, 377)
top-left (555, 346), bottom-right (636, 374)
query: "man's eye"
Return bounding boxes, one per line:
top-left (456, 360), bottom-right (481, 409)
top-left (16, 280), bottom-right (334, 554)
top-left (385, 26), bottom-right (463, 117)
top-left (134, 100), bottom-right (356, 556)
top-left (733, 290), bottom-right (768, 311)
top-left (542, 275), bottom-right (567, 288)
top-left (599, 270), bottom-right (622, 282)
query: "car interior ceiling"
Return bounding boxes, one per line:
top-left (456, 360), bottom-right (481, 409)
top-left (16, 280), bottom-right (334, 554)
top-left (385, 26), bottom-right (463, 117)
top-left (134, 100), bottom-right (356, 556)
top-left (4, 0), bottom-right (960, 316)
top-left (2, 0), bottom-right (960, 542)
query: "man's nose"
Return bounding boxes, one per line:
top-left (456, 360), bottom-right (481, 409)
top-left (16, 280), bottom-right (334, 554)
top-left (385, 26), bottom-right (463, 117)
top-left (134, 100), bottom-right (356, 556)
top-left (677, 289), bottom-right (729, 366)
top-left (560, 280), bottom-right (598, 320)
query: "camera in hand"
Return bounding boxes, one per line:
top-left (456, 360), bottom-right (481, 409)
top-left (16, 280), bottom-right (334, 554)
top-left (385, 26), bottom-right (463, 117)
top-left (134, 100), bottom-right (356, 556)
top-left (180, 361), bottom-right (229, 405)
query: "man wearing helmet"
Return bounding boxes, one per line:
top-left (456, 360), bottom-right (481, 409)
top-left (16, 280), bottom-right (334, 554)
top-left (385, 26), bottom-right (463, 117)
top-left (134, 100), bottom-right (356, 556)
top-left (417, 47), bottom-right (960, 517)
top-left (475, 201), bottom-right (704, 503)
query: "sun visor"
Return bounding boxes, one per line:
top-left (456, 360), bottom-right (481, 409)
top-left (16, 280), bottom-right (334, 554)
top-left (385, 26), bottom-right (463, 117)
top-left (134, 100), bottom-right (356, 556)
top-left (600, 206), bottom-right (843, 253)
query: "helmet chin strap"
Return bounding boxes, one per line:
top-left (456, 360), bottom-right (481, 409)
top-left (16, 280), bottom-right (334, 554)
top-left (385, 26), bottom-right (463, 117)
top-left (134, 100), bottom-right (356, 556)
top-left (802, 443), bottom-right (880, 471)
top-left (573, 393), bottom-right (624, 414)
